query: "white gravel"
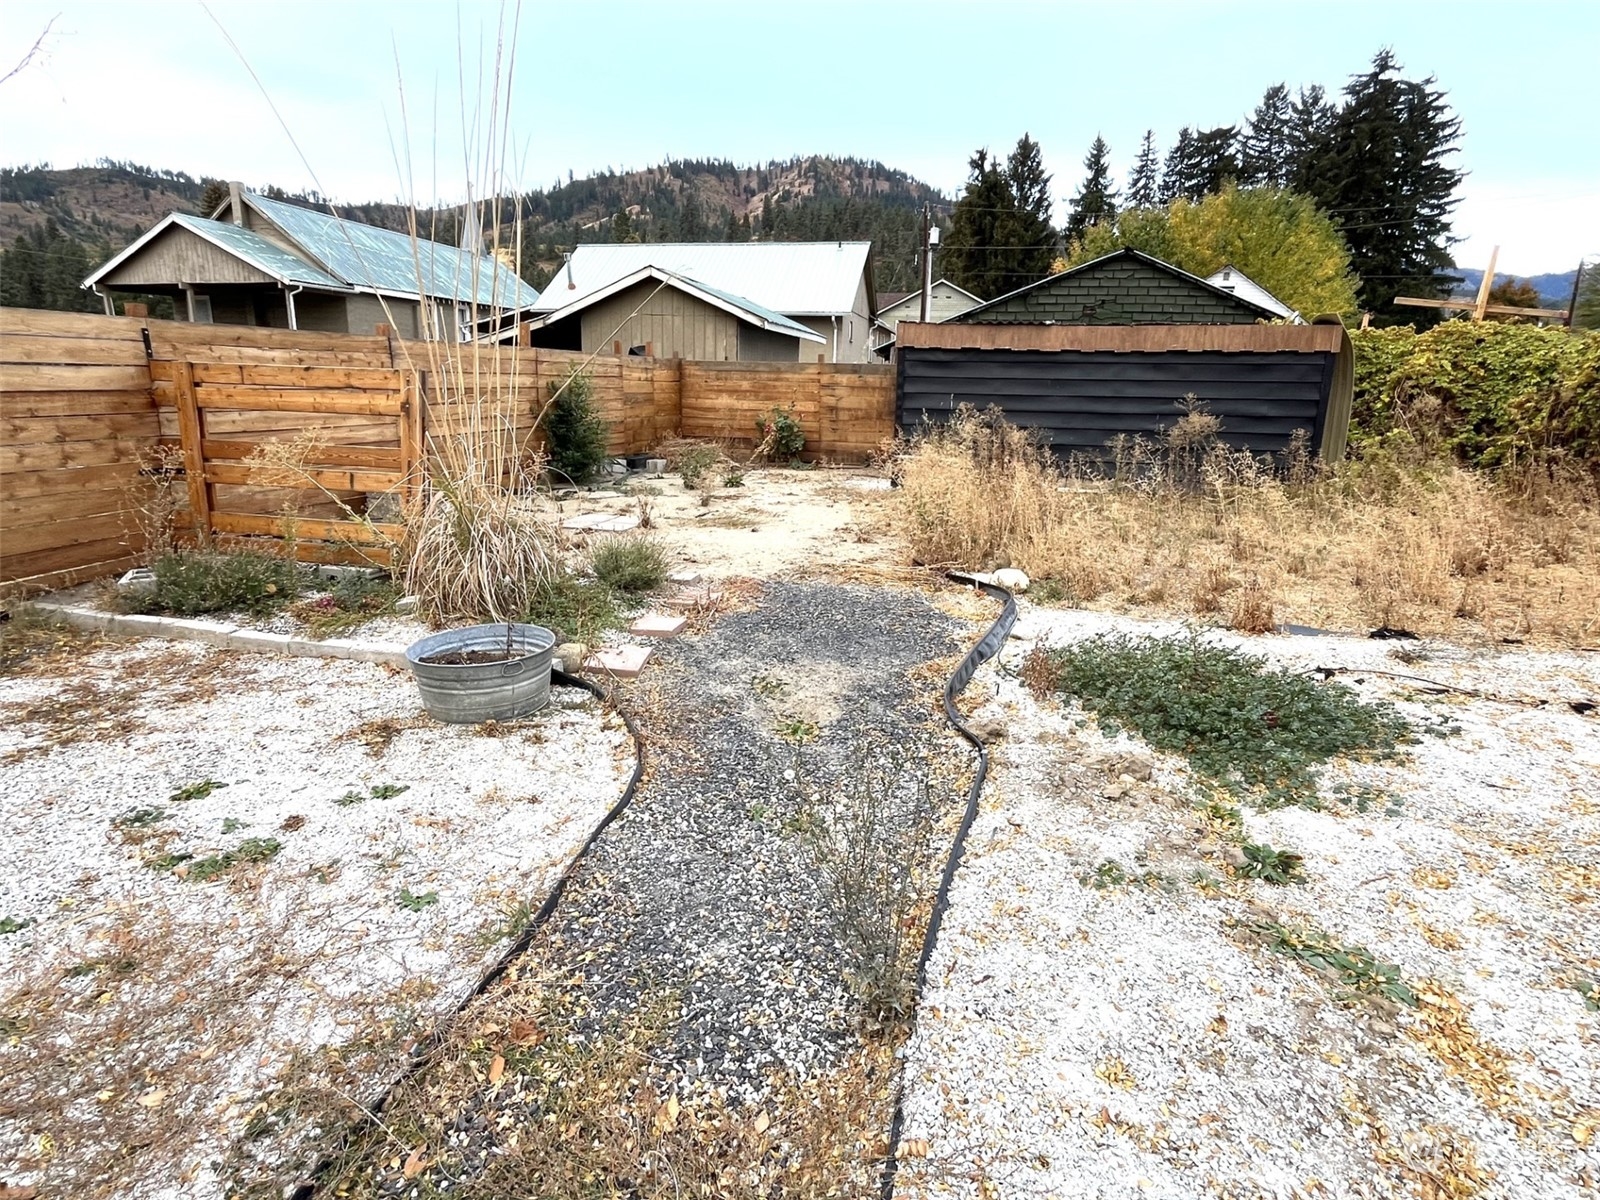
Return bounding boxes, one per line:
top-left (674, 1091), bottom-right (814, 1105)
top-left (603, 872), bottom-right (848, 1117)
top-left (896, 606), bottom-right (1600, 1199)
top-left (0, 636), bottom-right (631, 1200)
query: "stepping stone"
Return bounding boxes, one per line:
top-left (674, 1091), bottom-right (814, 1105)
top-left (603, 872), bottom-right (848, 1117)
top-left (667, 569), bottom-right (702, 586)
top-left (582, 644), bottom-right (652, 678)
top-left (560, 512), bottom-right (641, 533)
top-left (661, 587), bottom-right (723, 612)
top-left (630, 613), bottom-right (686, 638)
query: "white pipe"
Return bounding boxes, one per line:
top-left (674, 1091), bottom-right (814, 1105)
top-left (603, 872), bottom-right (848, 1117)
top-left (181, 283), bottom-right (196, 323)
top-left (831, 314), bottom-right (838, 363)
top-left (93, 286), bottom-right (114, 316)
top-left (283, 283), bottom-right (302, 330)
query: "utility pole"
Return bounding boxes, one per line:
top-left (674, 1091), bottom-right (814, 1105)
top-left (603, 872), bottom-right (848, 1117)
top-left (919, 204), bottom-right (935, 323)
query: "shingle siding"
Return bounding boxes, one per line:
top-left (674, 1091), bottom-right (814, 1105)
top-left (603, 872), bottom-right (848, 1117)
top-left (967, 259), bottom-right (1261, 326)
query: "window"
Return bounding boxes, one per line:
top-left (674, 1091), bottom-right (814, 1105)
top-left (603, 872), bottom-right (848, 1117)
top-left (192, 295), bottom-right (213, 324)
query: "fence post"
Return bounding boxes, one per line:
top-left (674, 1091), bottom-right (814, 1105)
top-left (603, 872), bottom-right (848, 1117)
top-left (172, 360), bottom-right (213, 546)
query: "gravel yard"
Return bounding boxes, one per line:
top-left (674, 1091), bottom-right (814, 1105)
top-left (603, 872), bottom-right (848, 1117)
top-left (0, 636), bottom-right (632, 1200)
top-left (895, 607), bottom-right (1600, 1200)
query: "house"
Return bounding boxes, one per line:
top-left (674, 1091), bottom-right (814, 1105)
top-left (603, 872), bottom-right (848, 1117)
top-left (82, 184), bottom-right (538, 339)
top-left (489, 241), bottom-right (877, 362)
top-left (871, 279), bottom-right (981, 352)
top-left (486, 264), bottom-right (825, 360)
top-left (1204, 264), bottom-right (1300, 321)
top-left (951, 248), bottom-right (1286, 326)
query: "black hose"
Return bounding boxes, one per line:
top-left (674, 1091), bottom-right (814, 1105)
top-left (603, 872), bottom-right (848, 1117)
top-left (294, 669), bottom-right (645, 1199)
top-left (879, 574), bottom-right (1016, 1200)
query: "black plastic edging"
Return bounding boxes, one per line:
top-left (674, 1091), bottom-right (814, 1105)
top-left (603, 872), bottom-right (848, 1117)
top-left (880, 574), bottom-right (1016, 1200)
top-left (295, 669), bottom-right (645, 1199)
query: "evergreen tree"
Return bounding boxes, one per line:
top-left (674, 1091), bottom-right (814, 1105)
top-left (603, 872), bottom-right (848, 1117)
top-left (1288, 85), bottom-right (1337, 179)
top-left (198, 178), bottom-right (230, 218)
top-left (1573, 260), bottom-right (1600, 332)
top-left (1159, 128), bottom-right (1195, 203)
top-left (941, 148), bottom-right (1019, 300)
top-left (678, 191), bottom-right (706, 240)
top-left (1065, 135), bottom-right (1118, 245)
top-left (611, 206), bottom-right (638, 243)
top-left (1189, 126), bottom-right (1240, 196)
top-left (1126, 130), bottom-right (1161, 209)
top-left (1293, 49), bottom-right (1464, 323)
top-left (0, 219), bottom-right (103, 312)
top-left (1003, 132), bottom-right (1057, 284)
top-left (1240, 85), bottom-right (1293, 187)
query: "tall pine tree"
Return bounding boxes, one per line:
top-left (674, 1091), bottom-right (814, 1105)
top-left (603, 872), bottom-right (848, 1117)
top-left (1126, 130), bottom-right (1161, 209)
top-left (1294, 50), bottom-right (1464, 323)
top-left (1064, 136), bottom-right (1118, 246)
top-left (1240, 85), bottom-right (1293, 187)
top-left (942, 148), bottom-right (1019, 300)
top-left (1288, 85), bottom-right (1337, 180)
top-left (1003, 133), bottom-right (1057, 285)
top-left (1160, 128), bottom-right (1196, 203)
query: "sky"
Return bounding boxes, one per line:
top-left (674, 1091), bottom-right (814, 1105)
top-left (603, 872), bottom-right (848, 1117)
top-left (1, 0), bottom-right (1596, 278)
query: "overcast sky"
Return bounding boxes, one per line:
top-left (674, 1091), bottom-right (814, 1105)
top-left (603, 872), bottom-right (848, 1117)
top-left (1, 0), bottom-right (1595, 277)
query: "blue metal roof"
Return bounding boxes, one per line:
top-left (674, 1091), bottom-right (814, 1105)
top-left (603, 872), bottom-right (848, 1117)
top-left (245, 192), bottom-right (540, 309)
top-left (168, 214), bottom-right (348, 289)
top-left (674, 273), bottom-right (825, 340)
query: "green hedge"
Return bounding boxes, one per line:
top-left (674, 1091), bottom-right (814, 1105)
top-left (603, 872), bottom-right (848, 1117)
top-left (1348, 322), bottom-right (1600, 468)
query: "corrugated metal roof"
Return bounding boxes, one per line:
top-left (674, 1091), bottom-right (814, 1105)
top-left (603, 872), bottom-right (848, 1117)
top-left (533, 242), bottom-right (871, 316)
top-left (676, 273), bottom-right (825, 340)
top-left (170, 215), bottom-right (349, 289)
top-left (1204, 265), bottom-right (1300, 321)
top-left (245, 193), bottom-right (540, 308)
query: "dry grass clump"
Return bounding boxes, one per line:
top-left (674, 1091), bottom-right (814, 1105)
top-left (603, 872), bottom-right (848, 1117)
top-left (0, 605), bottom-right (116, 677)
top-left (896, 407), bottom-right (1600, 645)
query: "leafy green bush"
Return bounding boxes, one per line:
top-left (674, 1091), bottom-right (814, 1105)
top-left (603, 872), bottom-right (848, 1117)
top-left (677, 443), bottom-right (723, 487)
top-left (134, 551), bottom-right (301, 616)
top-left (1348, 323), bottom-right (1600, 468)
top-left (589, 535), bottom-right (668, 593)
top-left (524, 573), bottom-right (620, 644)
top-left (755, 405), bottom-right (806, 461)
top-left (1029, 632), bottom-right (1412, 808)
top-left (289, 575), bottom-right (400, 637)
top-left (546, 369), bottom-right (610, 485)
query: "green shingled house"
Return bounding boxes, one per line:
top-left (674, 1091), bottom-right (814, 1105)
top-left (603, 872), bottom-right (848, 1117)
top-left (953, 248), bottom-right (1284, 326)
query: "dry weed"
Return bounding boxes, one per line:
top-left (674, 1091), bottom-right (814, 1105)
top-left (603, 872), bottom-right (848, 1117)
top-left (896, 407), bottom-right (1600, 645)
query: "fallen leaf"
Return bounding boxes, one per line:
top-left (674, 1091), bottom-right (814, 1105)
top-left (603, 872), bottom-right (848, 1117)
top-left (402, 1146), bottom-right (426, 1179)
top-left (137, 1088), bottom-right (166, 1108)
top-left (508, 1018), bottom-right (544, 1046)
top-left (752, 1109), bottom-right (770, 1134)
top-left (900, 1137), bottom-right (930, 1159)
top-left (488, 1054), bottom-right (504, 1085)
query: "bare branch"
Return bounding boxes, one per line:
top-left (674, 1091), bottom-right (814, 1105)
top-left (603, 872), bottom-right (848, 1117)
top-left (0, 14), bottom-right (59, 87)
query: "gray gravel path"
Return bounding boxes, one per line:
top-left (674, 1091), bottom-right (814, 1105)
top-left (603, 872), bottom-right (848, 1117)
top-left (365, 580), bottom-right (966, 1192)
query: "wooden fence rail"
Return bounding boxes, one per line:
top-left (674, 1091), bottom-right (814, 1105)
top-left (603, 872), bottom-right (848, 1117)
top-left (2, 307), bottom-right (896, 591)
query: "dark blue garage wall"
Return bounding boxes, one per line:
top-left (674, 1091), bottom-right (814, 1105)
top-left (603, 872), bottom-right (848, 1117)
top-left (897, 347), bottom-right (1337, 459)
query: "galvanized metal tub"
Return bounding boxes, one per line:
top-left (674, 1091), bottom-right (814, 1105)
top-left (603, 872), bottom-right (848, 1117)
top-left (405, 623), bottom-right (557, 724)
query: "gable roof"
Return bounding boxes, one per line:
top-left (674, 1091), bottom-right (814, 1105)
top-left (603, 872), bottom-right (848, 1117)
top-left (1204, 264), bottom-right (1299, 321)
top-left (876, 279), bottom-right (982, 319)
top-left (497, 265), bottom-right (826, 344)
top-left (949, 249), bottom-right (1283, 323)
top-left (84, 213), bottom-right (350, 292)
top-left (242, 192), bottom-right (539, 308)
top-left (533, 242), bottom-right (871, 316)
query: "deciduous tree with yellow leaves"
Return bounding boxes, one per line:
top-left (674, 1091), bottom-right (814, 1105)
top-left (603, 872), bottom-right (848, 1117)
top-left (1058, 185), bottom-right (1359, 319)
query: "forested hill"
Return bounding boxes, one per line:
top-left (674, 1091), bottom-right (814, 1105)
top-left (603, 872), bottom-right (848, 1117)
top-left (0, 156), bottom-right (953, 311)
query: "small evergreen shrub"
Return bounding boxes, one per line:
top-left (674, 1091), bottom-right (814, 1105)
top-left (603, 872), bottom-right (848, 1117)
top-left (135, 551), bottom-right (301, 616)
top-left (546, 370), bottom-right (610, 484)
top-left (589, 535), bottom-right (668, 593)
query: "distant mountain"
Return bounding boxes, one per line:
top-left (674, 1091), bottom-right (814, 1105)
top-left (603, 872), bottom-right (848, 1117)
top-left (0, 155), bottom-right (954, 299)
top-left (1450, 266), bottom-right (1579, 310)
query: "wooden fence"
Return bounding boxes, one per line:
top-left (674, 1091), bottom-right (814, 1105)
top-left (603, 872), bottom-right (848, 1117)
top-left (1, 307), bottom-right (895, 592)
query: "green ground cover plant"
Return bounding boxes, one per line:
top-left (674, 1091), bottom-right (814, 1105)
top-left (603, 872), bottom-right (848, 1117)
top-left (1252, 920), bottom-right (1418, 1007)
top-left (129, 551), bottom-right (302, 617)
top-left (1028, 631), bottom-right (1413, 808)
top-left (524, 574), bottom-right (620, 644)
top-left (589, 535), bottom-right (668, 593)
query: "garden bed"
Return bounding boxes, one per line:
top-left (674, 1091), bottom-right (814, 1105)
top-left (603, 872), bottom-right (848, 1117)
top-left (895, 606), bottom-right (1600, 1198)
top-left (0, 633), bottom-right (632, 1199)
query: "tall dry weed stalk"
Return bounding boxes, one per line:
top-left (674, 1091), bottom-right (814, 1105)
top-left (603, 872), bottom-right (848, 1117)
top-left (896, 405), bottom-right (1600, 645)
